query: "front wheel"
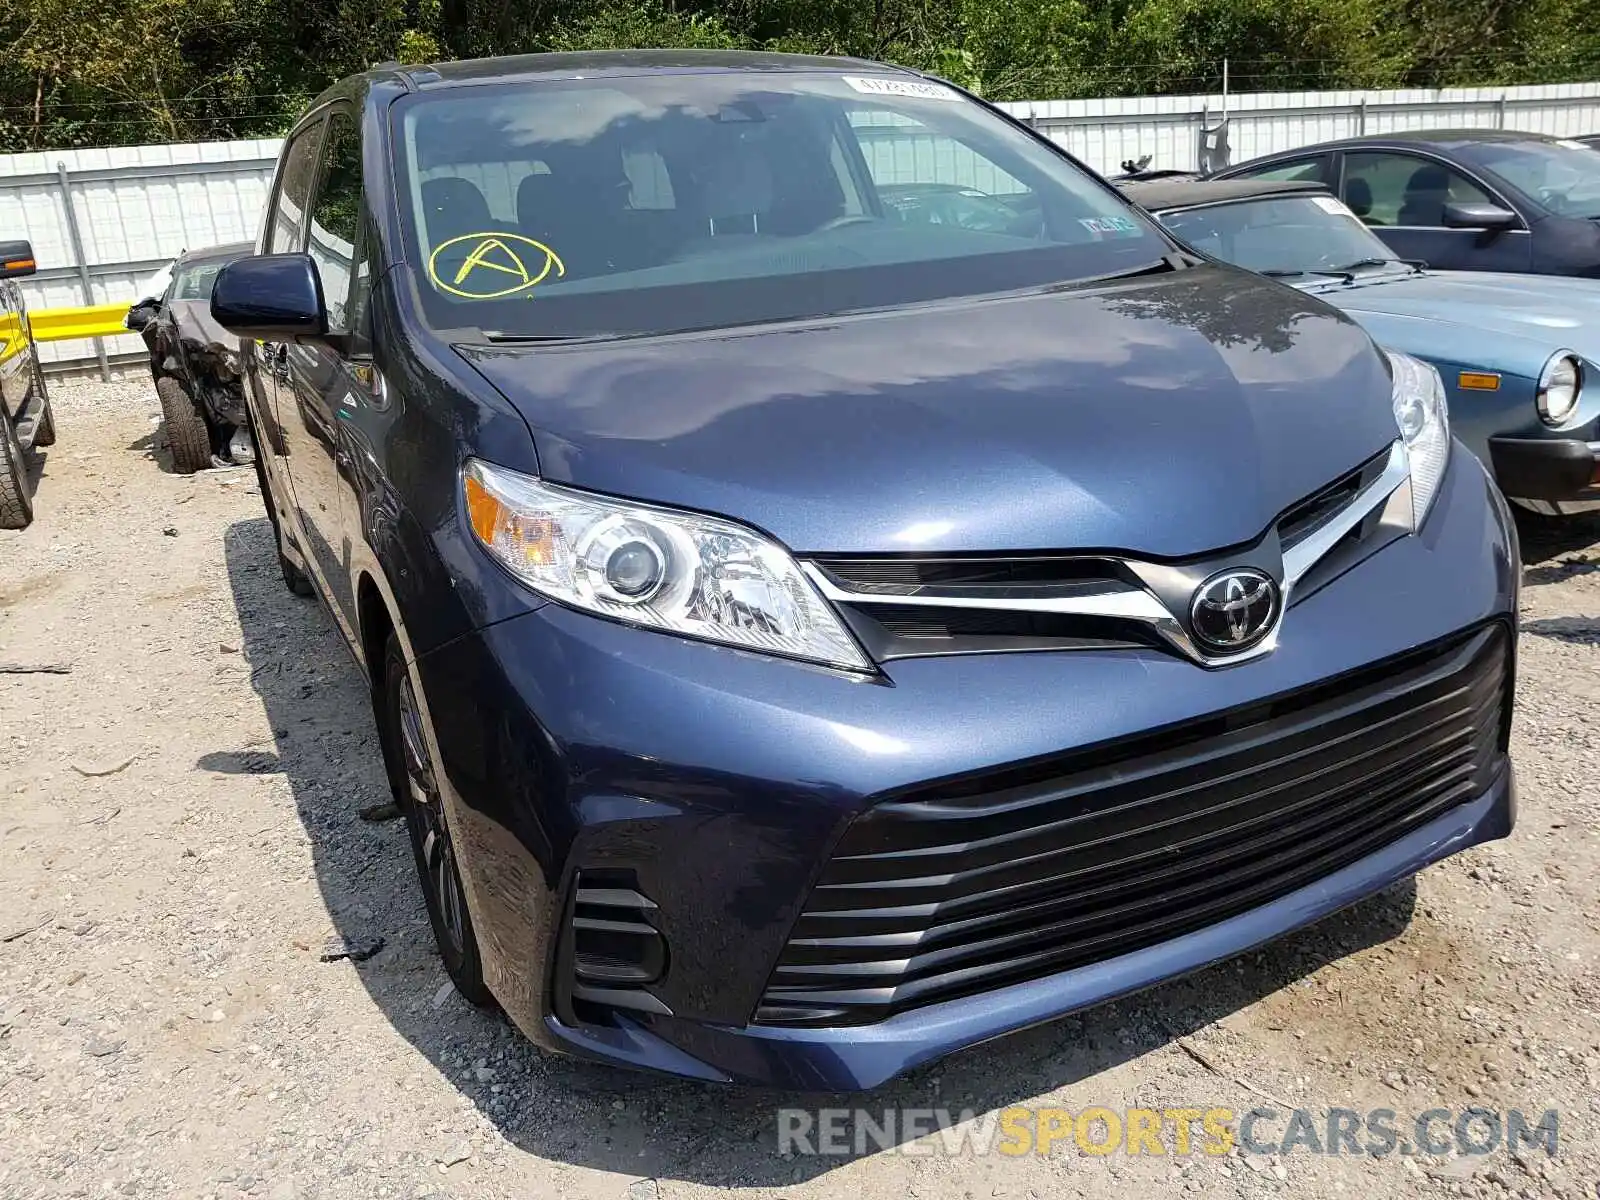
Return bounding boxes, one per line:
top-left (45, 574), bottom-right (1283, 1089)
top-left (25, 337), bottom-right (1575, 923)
top-left (382, 635), bottom-right (494, 1008)
top-left (156, 375), bottom-right (211, 475)
top-left (0, 409), bottom-right (34, 529)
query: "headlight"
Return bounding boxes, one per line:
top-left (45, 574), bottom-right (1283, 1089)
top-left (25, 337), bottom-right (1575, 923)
top-left (1387, 349), bottom-right (1451, 528)
top-left (1536, 351), bottom-right (1581, 425)
top-left (462, 459), bottom-right (870, 671)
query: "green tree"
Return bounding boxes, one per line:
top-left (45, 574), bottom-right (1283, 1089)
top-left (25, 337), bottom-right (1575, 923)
top-left (2, 0), bottom-right (1599, 151)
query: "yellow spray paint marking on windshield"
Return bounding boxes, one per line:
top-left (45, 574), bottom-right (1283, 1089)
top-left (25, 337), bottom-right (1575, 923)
top-left (427, 232), bottom-right (566, 300)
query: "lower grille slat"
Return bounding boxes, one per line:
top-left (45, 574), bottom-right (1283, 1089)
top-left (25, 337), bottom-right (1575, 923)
top-left (775, 751), bottom-right (1483, 988)
top-left (785, 732), bottom-right (1486, 966)
top-left (797, 677), bottom-right (1503, 935)
top-left (755, 625), bottom-right (1510, 1027)
top-left (811, 693), bottom-right (1491, 905)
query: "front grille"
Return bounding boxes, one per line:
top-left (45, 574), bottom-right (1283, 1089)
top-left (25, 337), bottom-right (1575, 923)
top-left (812, 444), bottom-right (1396, 661)
top-left (1277, 455), bottom-right (1375, 549)
top-left (755, 625), bottom-right (1509, 1027)
top-left (816, 556), bottom-right (1135, 593)
top-left (864, 604), bottom-right (1162, 652)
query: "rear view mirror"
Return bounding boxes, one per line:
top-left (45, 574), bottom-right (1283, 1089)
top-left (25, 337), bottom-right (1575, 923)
top-left (211, 253), bottom-right (327, 341)
top-left (0, 240), bottom-right (36, 279)
top-left (1442, 202), bottom-right (1517, 231)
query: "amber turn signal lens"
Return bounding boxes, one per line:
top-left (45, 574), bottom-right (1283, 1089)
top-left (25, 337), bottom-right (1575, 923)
top-left (463, 468), bottom-right (559, 568)
top-left (464, 472), bottom-right (502, 544)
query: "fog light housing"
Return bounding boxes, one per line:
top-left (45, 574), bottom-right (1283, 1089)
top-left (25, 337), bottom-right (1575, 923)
top-left (562, 873), bottom-right (670, 1018)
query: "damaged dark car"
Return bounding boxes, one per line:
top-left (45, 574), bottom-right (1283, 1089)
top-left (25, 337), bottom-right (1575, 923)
top-left (126, 242), bottom-right (255, 472)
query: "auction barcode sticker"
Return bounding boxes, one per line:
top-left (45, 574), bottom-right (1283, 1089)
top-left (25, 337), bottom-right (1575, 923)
top-left (843, 76), bottom-right (960, 101)
top-left (1312, 195), bottom-right (1360, 218)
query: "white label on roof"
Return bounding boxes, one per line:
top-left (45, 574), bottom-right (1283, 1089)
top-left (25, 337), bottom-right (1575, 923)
top-left (1312, 195), bottom-right (1359, 218)
top-left (1556, 139), bottom-right (1591, 150)
top-left (843, 76), bottom-right (960, 101)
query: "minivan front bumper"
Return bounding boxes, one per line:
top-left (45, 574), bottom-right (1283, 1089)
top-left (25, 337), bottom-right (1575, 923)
top-left (414, 450), bottom-right (1519, 1089)
top-left (544, 768), bottom-right (1512, 1090)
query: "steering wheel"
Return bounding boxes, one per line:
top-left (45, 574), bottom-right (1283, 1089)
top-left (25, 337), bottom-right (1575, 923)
top-left (816, 215), bottom-right (879, 232)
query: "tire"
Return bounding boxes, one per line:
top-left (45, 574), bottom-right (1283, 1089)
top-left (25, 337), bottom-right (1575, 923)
top-left (33, 396), bottom-right (55, 448)
top-left (244, 404), bottom-right (314, 597)
top-left (0, 409), bottom-right (33, 530)
top-left (156, 375), bottom-right (212, 475)
top-left (28, 352), bottom-right (55, 448)
top-left (381, 634), bottom-right (495, 1008)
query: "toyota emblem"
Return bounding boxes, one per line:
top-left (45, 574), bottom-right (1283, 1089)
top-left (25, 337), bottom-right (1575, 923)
top-left (1190, 568), bottom-right (1280, 653)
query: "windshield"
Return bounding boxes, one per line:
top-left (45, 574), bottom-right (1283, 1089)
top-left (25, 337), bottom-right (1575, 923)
top-left (1459, 139), bottom-right (1600, 217)
top-left (172, 262), bottom-right (225, 301)
top-left (1154, 195), bottom-right (1399, 275)
top-left (392, 72), bottom-right (1170, 338)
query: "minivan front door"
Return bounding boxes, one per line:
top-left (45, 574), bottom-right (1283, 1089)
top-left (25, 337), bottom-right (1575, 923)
top-left (279, 107), bottom-right (369, 642)
top-left (253, 116), bottom-right (328, 594)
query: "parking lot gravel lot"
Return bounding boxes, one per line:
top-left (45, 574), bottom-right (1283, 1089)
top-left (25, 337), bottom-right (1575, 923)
top-left (1, 380), bottom-right (1597, 1200)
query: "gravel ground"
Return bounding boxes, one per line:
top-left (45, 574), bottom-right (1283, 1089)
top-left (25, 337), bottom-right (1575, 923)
top-left (1, 381), bottom-right (1597, 1200)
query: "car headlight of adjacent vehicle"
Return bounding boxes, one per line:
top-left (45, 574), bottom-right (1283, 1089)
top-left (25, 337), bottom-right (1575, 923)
top-left (1535, 351), bottom-right (1582, 425)
top-left (1386, 349), bottom-right (1451, 528)
top-left (462, 459), bottom-right (871, 671)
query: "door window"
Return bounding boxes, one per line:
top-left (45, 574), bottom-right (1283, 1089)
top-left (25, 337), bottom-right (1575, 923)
top-left (344, 221), bottom-right (378, 359)
top-left (267, 120), bottom-right (326, 254)
top-left (1343, 152), bottom-right (1492, 227)
top-left (305, 111), bottom-right (365, 336)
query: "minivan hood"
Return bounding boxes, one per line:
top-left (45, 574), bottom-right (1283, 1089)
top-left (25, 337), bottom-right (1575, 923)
top-left (460, 268), bottom-right (1397, 557)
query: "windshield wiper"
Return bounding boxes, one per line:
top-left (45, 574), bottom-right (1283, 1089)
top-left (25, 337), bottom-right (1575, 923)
top-left (1098, 253), bottom-right (1193, 280)
top-left (480, 331), bottom-right (624, 345)
top-left (1261, 267), bottom-right (1356, 283)
top-left (1327, 257), bottom-right (1425, 274)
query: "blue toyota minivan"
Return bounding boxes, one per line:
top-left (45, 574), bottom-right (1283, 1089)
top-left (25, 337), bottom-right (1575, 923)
top-left (212, 51), bottom-right (1518, 1089)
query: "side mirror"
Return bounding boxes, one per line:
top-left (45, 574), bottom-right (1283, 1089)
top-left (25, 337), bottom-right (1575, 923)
top-left (0, 240), bottom-right (37, 279)
top-left (211, 253), bottom-right (326, 341)
top-left (1442, 201), bottom-right (1517, 231)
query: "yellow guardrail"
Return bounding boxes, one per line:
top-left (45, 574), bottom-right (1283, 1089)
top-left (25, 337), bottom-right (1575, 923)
top-left (29, 303), bottom-right (134, 343)
top-left (1, 303), bottom-right (132, 364)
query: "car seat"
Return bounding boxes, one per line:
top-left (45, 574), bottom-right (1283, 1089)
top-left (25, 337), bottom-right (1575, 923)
top-left (1344, 177), bottom-right (1377, 223)
top-left (1398, 165), bottom-right (1450, 227)
top-left (694, 150), bottom-right (776, 238)
top-left (419, 177), bottom-right (496, 247)
top-left (516, 161), bottom-right (632, 278)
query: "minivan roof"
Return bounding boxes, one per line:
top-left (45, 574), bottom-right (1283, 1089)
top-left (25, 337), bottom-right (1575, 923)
top-left (394, 49), bottom-right (903, 90)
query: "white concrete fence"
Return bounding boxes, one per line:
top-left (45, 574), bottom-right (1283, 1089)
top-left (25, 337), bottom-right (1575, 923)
top-left (5, 80), bottom-right (1600, 372)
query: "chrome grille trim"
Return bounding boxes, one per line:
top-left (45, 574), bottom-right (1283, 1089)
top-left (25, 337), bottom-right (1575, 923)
top-left (1280, 440), bottom-right (1409, 589)
top-left (805, 440), bottom-right (1411, 668)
